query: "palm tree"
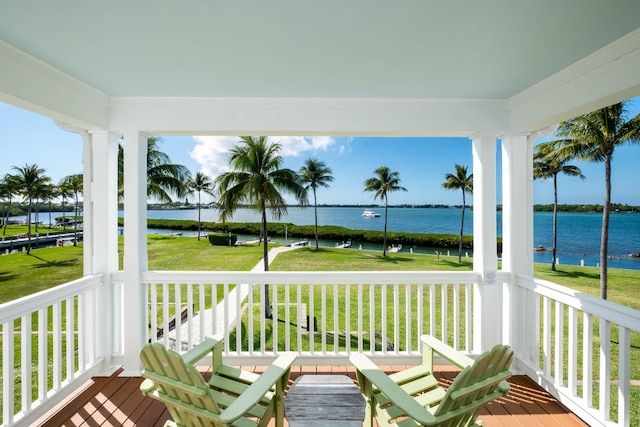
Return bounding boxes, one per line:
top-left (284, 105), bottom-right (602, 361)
top-left (12, 164), bottom-right (50, 254)
top-left (0, 174), bottom-right (19, 236)
top-left (40, 183), bottom-right (57, 229)
top-left (442, 164), bottom-right (473, 263)
top-left (533, 142), bottom-right (585, 272)
top-left (299, 158), bottom-right (334, 250)
top-left (187, 171), bottom-right (215, 240)
top-left (363, 165), bottom-right (407, 256)
top-left (60, 174), bottom-right (83, 246)
top-left (57, 181), bottom-right (73, 230)
top-left (552, 101), bottom-right (640, 299)
top-left (215, 136), bottom-right (307, 317)
top-left (118, 136), bottom-right (191, 202)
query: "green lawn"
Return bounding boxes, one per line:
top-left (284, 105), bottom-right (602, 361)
top-left (1, 236), bottom-right (639, 424)
top-left (2, 236), bottom-right (640, 308)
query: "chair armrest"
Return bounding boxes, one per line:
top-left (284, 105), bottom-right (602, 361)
top-left (350, 353), bottom-right (436, 426)
top-left (182, 335), bottom-right (224, 365)
top-left (421, 335), bottom-right (474, 369)
top-left (219, 352), bottom-right (296, 423)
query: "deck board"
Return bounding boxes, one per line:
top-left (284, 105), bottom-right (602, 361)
top-left (34, 366), bottom-right (589, 427)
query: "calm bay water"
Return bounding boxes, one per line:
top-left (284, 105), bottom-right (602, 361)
top-left (146, 207), bottom-right (640, 271)
top-left (10, 207), bottom-right (640, 270)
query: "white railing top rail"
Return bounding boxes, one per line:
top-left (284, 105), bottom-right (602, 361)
top-left (517, 273), bottom-right (640, 331)
top-left (0, 274), bottom-right (103, 323)
top-left (140, 270), bottom-right (483, 285)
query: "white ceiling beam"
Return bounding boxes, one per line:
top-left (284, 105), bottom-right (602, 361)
top-left (108, 97), bottom-right (510, 137)
top-left (510, 28), bottom-right (640, 133)
top-left (0, 40), bottom-right (109, 130)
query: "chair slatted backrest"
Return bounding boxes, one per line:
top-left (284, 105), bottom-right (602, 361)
top-left (433, 344), bottom-right (514, 426)
top-left (140, 342), bottom-right (222, 425)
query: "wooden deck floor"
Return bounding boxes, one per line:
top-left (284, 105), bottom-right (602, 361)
top-left (35, 365), bottom-right (589, 427)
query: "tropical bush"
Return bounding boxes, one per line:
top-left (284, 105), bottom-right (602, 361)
top-left (208, 232), bottom-right (237, 246)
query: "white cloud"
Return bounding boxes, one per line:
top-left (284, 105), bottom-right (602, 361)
top-left (190, 136), bottom-right (336, 177)
top-left (189, 136), bottom-right (238, 178)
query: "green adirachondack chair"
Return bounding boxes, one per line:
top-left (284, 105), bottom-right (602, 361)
top-left (350, 335), bottom-right (514, 427)
top-left (140, 336), bottom-right (296, 427)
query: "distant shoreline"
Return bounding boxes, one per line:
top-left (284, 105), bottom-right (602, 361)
top-left (146, 203), bottom-right (640, 213)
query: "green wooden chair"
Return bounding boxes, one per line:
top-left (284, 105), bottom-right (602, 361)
top-left (140, 336), bottom-right (296, 427)
top-left (350, 335), bottom-right (514, 427)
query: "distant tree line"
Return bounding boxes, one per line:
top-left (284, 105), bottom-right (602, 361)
top-left (533, 203), bottom-right (639, 213)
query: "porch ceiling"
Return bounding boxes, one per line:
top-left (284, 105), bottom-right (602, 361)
top-left (1, 1), bottom-right (640, 133)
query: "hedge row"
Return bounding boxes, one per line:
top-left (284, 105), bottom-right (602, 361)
top-left (140, 218), bottom-right (500, 251)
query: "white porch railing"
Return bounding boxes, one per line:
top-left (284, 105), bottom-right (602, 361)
top-left (2, 270), bottom-right (639, 427)
top-left (138, 271), bottom-right (479, 366)
top-left (515, 274), bottom-right (640, 427)
top-left (0, 275), bottom-right (106, 427)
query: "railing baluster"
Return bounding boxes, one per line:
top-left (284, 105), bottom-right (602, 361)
top-left (543, 296), bottom-right (551, 375)
top-left (297, 284), bottom-right (302, 354)
top-left (272, 283), bottom-right (279, 353)
top-left (393, 284), bottom-right (399, 354)
top-left (345, 283), bottom-right (351, 353)
top-left (417, 283), bottom-right (424, 352)
top-left (187, 283), bottom-right (193, 348)
top-left (333, 284), bottom-right (339, 355)
top-left (3, 321), bottom-right (15, 426)
top-left (53, 302), bottom-right (61, 389)
top-left (232, 282), bottom-right (239, 354)
top-left (429, 284), bottom-right (436, 337)
top-left (38, 307), bottom-right (47, 400)
top-left (285, 283), bottom-right (291, 352)
top-left (321, 284), bottom-right (327, 354)
top-left (405, 284), bottom-right (411, 353)
top-left (248, 284), bottom-right (254, 355)
top-left (453, 283), bottom-right (460, 351)
top-left (309, 282), bottom-right (314, 354)
top-left (199, 283), bottom-right (205, 343)
top-left (357, 283), bottom-right (363, 354)
top-left (617, 325), bottom-right (631, 426)
top-left (599, 318), bottom-right (611, 420)
top-left (21, 314), bottom-right (31, 412)
top-left (441, 283), bottom-right (448, 344)
top-left (66, 297), bottom-right (74, 381)
top-left (150, 285), bottom-right (157, 343)
top-left (582, 312), bottom-right (593, 409)
top-left (162, 283), bottom-right (169, 348)
top-left (554, 301), bottom-right (564, 387)
top-left (174, 283), bottom-right (182, 351)
top-left (381, 284), bottom-right (388, 356)
top-left (568, 306), bottom-right (577, 395)
top-left (369, 284), bottom-right (375, 354)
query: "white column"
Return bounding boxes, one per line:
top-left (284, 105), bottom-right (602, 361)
top-left (471, 133), bottom-right (499, 353)
top-left (500, 133), bottom-right (532, 354)
top-left (87, 130), bottom-right (120, 372)
top-left (121, 131), bottom-right (148, 375)
top-left (501, 133), bottom-right (533, 275)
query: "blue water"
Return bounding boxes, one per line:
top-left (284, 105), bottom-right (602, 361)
top-left (144, 207), bottom-right (640, 271)
top-left (10, 207), bottom-right (640, 270)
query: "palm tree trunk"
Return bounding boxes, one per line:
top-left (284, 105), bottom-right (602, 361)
top-left (197, 192), bottom-right (202, 240)
top-left (552, 175), bottom-right (558, 271)
top-left (26, 197), bottom-right (32, 254)
top-left (313, 189), bottom-right (319, 250)
top-left (600, 155), bottom-right (612, 300)
top-left (73, 194), bottom-right (79, 247)
top-left (261, 206), bottom-right (272, 318)
top-left (458, 192), bottom-right (465, 263)
top-left (3, 196), bottom-right (12, 235)
top-left (383, 200), bottom-right (388, 256)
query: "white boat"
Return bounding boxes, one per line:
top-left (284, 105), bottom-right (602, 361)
top-left (362, 209), bottom-right (380, 218)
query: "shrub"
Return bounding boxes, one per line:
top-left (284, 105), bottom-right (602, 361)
top-left (208, 232), bottom-right (237, 246)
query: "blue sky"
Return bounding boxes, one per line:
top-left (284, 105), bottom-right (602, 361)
top-left (1, 98), bottom-right (640, 206)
